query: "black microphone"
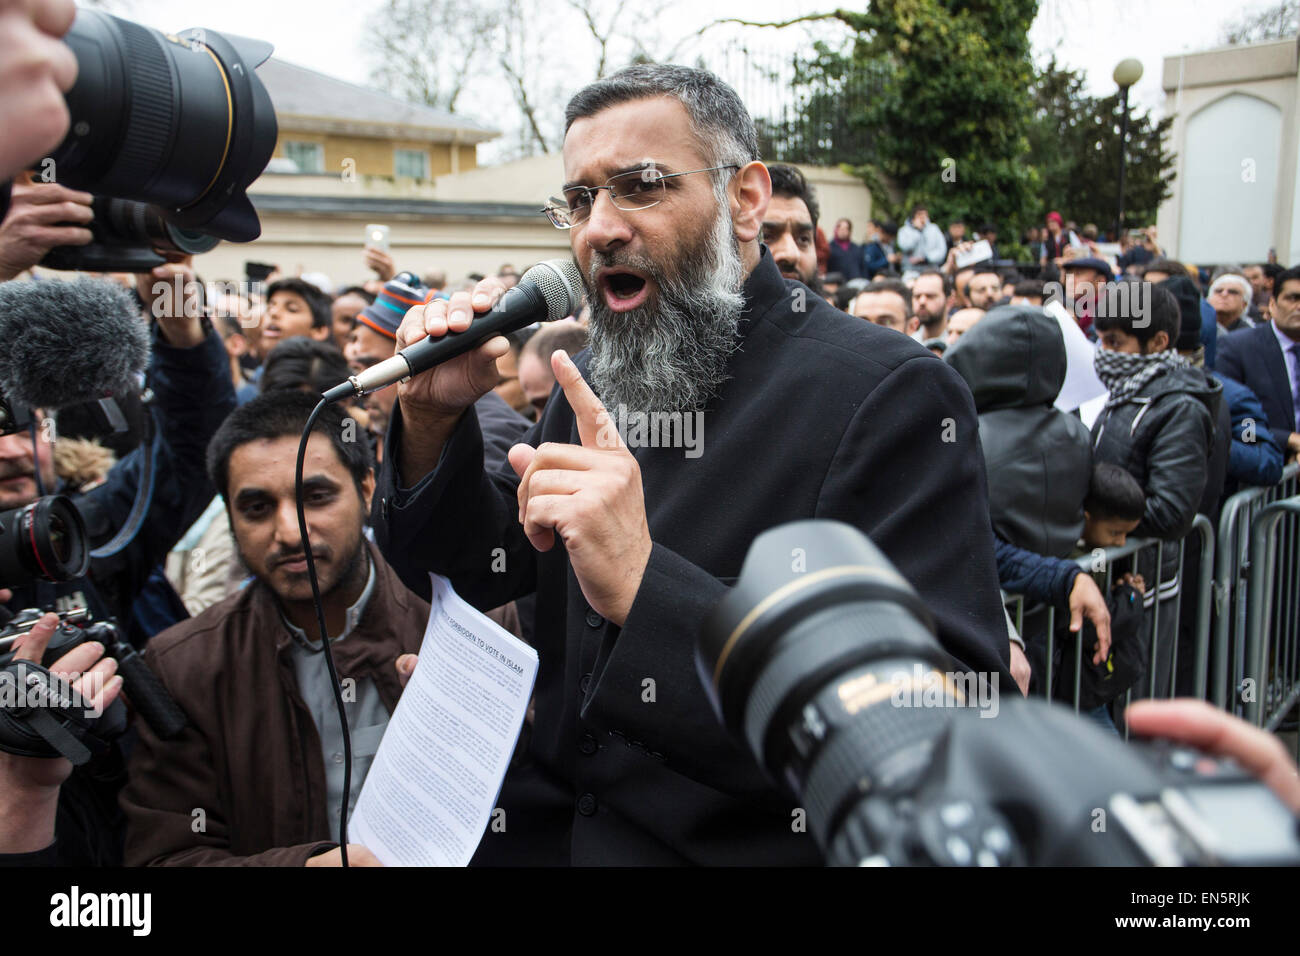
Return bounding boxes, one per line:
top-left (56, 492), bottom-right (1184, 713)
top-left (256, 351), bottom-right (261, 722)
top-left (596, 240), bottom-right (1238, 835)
top-left (323, 258), bottom-right (584, 403)
top-left (0, 277), bottom-right (151, 410)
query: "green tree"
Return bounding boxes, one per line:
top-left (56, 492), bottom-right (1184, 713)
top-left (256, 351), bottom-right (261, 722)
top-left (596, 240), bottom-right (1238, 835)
top-left (834, 0), bottom-right (1041, 233)
top-left (1028, 58), bottom-right (1176, 233)
top-left (695, 3), bottom-right (1039, 232)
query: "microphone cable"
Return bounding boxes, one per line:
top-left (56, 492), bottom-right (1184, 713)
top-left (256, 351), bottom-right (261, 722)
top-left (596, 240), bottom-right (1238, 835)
top-left (295, 397), bottom-right (354, 867)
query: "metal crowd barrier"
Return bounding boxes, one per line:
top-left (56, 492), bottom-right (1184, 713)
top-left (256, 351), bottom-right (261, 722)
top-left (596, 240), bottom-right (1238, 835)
top-left (1000, 466), bottom-right (1300, 742)
top-left (1003, 515), bottom-right (1216, 724)
top-left (1243, 495), bottom-right (1300, 734)
top-left (1211, 463), bottom-right (1300, 716)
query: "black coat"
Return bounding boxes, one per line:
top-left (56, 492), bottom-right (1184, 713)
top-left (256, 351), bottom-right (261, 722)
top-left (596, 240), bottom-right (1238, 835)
top-left (372, 248), bottom-right (1011, 865)
top-left (945, 305), bottom-right (1091, 559)
top-left (1216, 322), bottom-right (1298, 453)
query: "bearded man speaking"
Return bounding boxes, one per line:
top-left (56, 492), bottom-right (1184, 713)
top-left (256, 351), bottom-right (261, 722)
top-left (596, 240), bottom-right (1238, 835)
top-left (372, 65), bottom-right (1010, 866)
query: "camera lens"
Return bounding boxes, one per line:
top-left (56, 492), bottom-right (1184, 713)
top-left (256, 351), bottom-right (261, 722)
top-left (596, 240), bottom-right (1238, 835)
top-left (99, 199), bottom-right (220, 256)
top-left (0, 496), bottom-right (90, 588)
top-left (47, 10), bottom-right (277, 243)
top-left (699, 520), bottom-right (961, 851)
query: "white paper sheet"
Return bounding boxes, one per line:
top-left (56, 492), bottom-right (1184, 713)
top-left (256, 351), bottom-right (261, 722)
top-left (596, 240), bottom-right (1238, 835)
top-left (1079, 392), bottom-right (1108, 431)
top-left (350, 574), bottom-right (537, 866)
top-left (1045, 300), bottom-right (1109, 413)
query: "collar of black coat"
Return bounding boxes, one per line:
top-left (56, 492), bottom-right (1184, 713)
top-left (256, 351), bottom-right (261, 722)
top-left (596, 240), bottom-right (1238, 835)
top-left (740, 245), bottom-right (790, 332)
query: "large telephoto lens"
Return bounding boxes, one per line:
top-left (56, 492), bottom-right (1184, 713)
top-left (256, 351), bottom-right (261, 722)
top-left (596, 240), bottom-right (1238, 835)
top-left (37, 197), bottom-right (220, 273)
top-left (698, 520), bottom-right (973, 856)
top-left (0, 496), bottom-right (90, 587)
top-left (47, 10), bottom-right (277, 242)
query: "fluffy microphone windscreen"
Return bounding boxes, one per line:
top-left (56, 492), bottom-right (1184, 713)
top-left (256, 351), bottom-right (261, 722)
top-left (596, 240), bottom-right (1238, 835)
top-left (0, 277), bottom-right (152, 410)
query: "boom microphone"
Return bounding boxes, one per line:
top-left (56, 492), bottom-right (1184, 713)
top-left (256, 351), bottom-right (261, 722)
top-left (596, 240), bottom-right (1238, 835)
top-left (323, 258), bottom-right (584, 403)
top-left (0, 278), bottom-right (151, 410)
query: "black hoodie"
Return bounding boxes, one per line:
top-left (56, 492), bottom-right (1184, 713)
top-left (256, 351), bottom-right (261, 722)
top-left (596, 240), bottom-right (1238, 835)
top-left (946, 305), bottom-right (1092, 558)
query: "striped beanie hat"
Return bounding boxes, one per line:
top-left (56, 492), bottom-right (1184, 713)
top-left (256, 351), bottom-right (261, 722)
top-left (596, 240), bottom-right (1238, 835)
top-left (355, 272), bottom-right (430, 340)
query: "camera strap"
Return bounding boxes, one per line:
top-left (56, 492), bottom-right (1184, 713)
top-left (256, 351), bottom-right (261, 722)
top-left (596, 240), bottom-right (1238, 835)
top-left (26, 706), bottom-right (92, 765)
top-left (89, 399), bottom-right (156, 560)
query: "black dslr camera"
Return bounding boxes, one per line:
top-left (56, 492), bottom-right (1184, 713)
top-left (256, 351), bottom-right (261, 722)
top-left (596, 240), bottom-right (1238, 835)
top-left (0, 494), bottom-right (89, 589)
top-left (28, 10), bottom-right (278, 272)
top-left (699, 520), bottom-right (1300, 866)
top-left (0, 608), bottom-right (186, 764)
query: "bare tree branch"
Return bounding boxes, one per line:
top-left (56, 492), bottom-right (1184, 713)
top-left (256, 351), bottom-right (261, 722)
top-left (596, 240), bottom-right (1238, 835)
top-left (567, 0), bottom-right (631, 78)
top-left (498, 52), bottom-right (551, 154)
top-left (1221, 0), bottom-right (1300, 44)
top-left (365, 0), bottom-right (499, 112)
top-left (664, 10), bottom-right (842, 61)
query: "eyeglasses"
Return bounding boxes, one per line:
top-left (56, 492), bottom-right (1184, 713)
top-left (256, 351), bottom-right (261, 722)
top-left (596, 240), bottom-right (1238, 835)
top-left (541, 163), bottom-right (740, 229)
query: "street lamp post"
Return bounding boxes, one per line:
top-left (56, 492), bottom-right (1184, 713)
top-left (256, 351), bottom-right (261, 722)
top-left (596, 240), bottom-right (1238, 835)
top-left (1113, 58), bottom-right (1144, 241)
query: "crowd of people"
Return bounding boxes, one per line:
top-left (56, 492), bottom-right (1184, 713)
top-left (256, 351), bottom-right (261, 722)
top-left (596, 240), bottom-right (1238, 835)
top-left (1, 0), bottom-right (1298, 870)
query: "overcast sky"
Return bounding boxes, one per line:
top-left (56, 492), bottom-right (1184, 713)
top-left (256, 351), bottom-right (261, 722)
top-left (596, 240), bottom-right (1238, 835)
top-left (93, 0), bottom-right (1275, 160)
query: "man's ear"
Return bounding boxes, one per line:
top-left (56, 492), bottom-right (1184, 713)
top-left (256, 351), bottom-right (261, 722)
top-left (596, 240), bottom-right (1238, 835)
top-left (360, 468), bottom-right (376, 514)
top-left (906, 316), bottom-right (921, 335)
top-left (310, 325), bottom-right (331, 342)
top-left (1147, 330), bottom-right (1170, 353)
top-left (731, 161), bottom-right (770, 244)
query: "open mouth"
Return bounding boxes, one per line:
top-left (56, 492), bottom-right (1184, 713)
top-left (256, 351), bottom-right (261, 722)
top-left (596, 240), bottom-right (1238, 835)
top-left (598, 268), bottom-right (651, 312)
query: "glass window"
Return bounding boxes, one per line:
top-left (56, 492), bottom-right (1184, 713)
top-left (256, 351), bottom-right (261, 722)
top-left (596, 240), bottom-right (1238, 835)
top-left (394, 148), bottom-right (429, 180)
top-left (283, 140), bottom-right (324, 174)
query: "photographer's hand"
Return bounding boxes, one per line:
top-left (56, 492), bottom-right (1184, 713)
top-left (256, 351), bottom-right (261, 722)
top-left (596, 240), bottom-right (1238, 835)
top-left (0, 172), bottom-right (92, 280)
top-left (137, 257), bottom-right (206, 348)
top-left (0, 612), bottom-right (122, 853)
top-left (0, 0), bottom-right (77, 183)
top-left (1127, 699), bottom-right (1300, 814)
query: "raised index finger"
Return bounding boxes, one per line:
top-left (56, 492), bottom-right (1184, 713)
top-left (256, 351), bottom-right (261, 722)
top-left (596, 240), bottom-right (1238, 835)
top-left (552, 349), bottom-right (622, 450)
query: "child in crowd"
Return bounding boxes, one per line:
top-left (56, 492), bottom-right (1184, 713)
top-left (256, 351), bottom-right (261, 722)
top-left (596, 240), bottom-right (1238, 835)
top-left (1064, 464), bottom-right (1150, 734)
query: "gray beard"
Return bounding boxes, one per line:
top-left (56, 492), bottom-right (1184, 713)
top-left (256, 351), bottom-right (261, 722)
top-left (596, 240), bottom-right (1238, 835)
top-left (585, 205), bottom-right (745, 415)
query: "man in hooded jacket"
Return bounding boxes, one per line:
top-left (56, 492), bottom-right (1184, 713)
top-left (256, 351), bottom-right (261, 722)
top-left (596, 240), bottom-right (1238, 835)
top-left (947, 305), bottom-right (1103, 695)
top-left (946, 305), bottom-right (1092, 559)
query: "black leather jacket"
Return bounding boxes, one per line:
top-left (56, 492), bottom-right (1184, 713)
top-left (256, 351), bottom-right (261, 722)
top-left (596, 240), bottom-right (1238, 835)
top-left (1091, 362), bottom-right (1220, 593)
top-left (1090, 364), bottom-right (1219, 542)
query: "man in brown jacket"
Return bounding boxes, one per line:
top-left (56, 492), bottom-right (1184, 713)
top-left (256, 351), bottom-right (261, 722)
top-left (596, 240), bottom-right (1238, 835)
top-left (120, 391), bottom-right (428, 866)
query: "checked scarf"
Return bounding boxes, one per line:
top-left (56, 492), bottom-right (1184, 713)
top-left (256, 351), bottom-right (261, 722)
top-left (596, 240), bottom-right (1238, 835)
top-left (1093, 347), bottom-right (1189, 410)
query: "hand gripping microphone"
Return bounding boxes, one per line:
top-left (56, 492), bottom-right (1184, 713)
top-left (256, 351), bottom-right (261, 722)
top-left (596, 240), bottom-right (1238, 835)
top-left (323, 258), bottom-right (584, 403)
